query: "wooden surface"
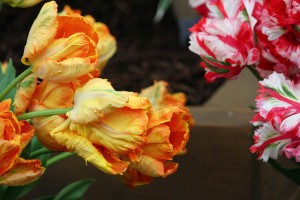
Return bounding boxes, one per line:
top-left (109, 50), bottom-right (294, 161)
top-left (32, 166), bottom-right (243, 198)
top-left (23, 126), bottom-right (257, 200)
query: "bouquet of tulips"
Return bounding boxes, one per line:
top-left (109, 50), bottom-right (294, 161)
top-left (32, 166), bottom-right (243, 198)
top-left (0, 1), bottom-right (193, 199)
top-left (188, 0), bottom-right (300, 183)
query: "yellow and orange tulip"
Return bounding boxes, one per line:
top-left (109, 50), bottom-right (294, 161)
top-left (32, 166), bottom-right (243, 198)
top-left (0, 99), bottom-right (44, 186)
top-left (60, 5), bottom-right (117, 72)
top-left (122, 106), bottom-right (191, 186)
top-left (22, 1), bottom-right (99, 83)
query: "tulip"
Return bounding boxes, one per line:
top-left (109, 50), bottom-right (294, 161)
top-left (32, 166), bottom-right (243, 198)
top-left (122, 106), bottom-right (191, 186)
top-left (189, 17), bottom-right (258, 82)
top-left (21, 1), bottom-right (99, 83)
top-left (60, 5), bottom-right (117, 72)
top-left (139, 81), bottom-right (195, 127)
top-left (0, 99), bottom-right (44, 186)
top-left (29, 78), bottom-right (151, 175)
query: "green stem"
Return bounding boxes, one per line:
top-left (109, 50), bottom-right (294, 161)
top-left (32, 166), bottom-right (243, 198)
top-left (30, 148), bottom-right (52, 158)
top-left (0, 66), bottom-right (32, 101)
top-left (46, 152), bottom-right (75, 167)
top-left (17, 108), bottom-right (72, 120)
top-left (247, 65), bottom-right (263, 81)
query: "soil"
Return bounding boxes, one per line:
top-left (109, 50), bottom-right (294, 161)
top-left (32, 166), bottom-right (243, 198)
top-left (0, 0), bottom-right (224, 105)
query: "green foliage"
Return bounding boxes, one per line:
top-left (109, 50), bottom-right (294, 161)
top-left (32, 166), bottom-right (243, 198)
top-left (0, 59), bottom-right (16, 102)
top-left (153, 0), bottom-right (173, 23)
top-left (53, 179), bottom-right (95, 200)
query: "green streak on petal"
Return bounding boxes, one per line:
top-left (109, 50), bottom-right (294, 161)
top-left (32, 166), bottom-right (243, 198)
top-left (282, 85), bottom-right (297, 100)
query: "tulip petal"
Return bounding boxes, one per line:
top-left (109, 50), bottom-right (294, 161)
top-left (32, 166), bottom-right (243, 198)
top-left (14, 74), bottom-right (37, 115)
top-left (51, 126), bottom-right (128, 175)
top-left (56, 15), bottom-right (98, 44)
top-left (31, 116), bottom-right (66, 151)
top-left (67, 78), bottom-right (128, 124)
top-left (22, 1), bottom-right (58, 65)
top-left (76, 107), bottom-right (147, 154)
top-left (143, 124), bottom-right (174, 161)
top-left (0, 140), bottom-right (20, 176)
top-left (131, 155), bottom-right (178, 177)
top-left (32, 57), bottom-right (95, 83)
top-left (0, 158), bottom-right (45, 186)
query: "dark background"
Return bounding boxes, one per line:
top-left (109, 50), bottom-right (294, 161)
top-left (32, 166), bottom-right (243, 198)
top-left (0, 0), bottom-right (224, 105)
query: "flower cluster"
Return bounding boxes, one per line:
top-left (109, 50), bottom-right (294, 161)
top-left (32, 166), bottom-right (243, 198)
top-left (188, 0), bottom-right (300, 163)
top-left (0, 1), bottom-right (193, 188)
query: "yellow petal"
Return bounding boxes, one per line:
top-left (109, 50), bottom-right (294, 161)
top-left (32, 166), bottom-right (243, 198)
top-left (31, 116), bottom-right (66, 151)
top-left (80, 107), bottom-right (148, 154)
top-left (29, 81), bottom-right (75, 110)
top-left (0, 158), bottom-right (45, 186)
top-left (14, 74), bottom-right (37, 115)
top-left (50, 126), bottom-right (128, 175)
top-left (67, 78), bottom-right (128, 124)
top-left (22, 1), bottom-right (58, 65)
top-left (94, 22), bottom-right (117, 71)
top-left (32, 57), bottom-right (96, 83)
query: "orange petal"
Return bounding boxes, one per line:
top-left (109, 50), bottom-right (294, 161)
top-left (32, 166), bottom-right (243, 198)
top-left (122, 167), bottom-right (153, 188)
top-left (131, 155), bottom-right (176, 177)
top-left (22, 1), bottom-right (58, 65)
top-left (143, 124), bottom-right (174, 161)
top-left (19, 120), bottom-right (35, 150)
top-left (56, 15), bottom-right (98, 44)
top-left (0, 158), bottom-right (45, 186)
top-left (0, 140), bottom-right (21, 176)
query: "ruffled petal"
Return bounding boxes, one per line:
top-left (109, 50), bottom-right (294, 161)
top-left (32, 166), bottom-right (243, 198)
top-left (22, 1), bottom-right (58, 64)
top-left (0, 158), bottom-right (45, 186)
top-left (50, 127), bottom-right (128, 174)
top-left (0, 140), bottom-right (21, 176)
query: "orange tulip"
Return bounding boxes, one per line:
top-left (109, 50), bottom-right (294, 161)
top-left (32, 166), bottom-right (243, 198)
top-left (140, 81), bottom-right (195, 127)
top-left (122, 106), bottom-right (191, 186)
top-left (29, 78), bottom-right (151, 175)
top-left (22, 1), bottom-right (99, 83)
top-left (49, 78), bottom-right (151, 174)
top-left (60, 5), bottom-right (117, 72)
top-left (0, 99), bottom-right (44, 186)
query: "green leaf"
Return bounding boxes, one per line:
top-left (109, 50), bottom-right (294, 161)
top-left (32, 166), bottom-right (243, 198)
top-left (34, 195), bottom-right (55, 200)
top-left (153, 0), bottom-right (173, 23)
top-left (53, 179), bottom-right (95, 200)
top-left (268, 159), bottom-right (300, 185)
top-left (0, 59), bottom-right (16, 102)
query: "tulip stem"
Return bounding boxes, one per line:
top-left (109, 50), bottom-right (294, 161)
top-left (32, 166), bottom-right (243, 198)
top-left (247, 65), bottom-right (263, 81)
top-left (17, 108), bottom-right (72, 120)
top-left (46, 152), bottom-right (75, 167)
top-left (0, 66), bottom-right (32, 101)
top-left (30, 148), bottom-right (52, 158)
